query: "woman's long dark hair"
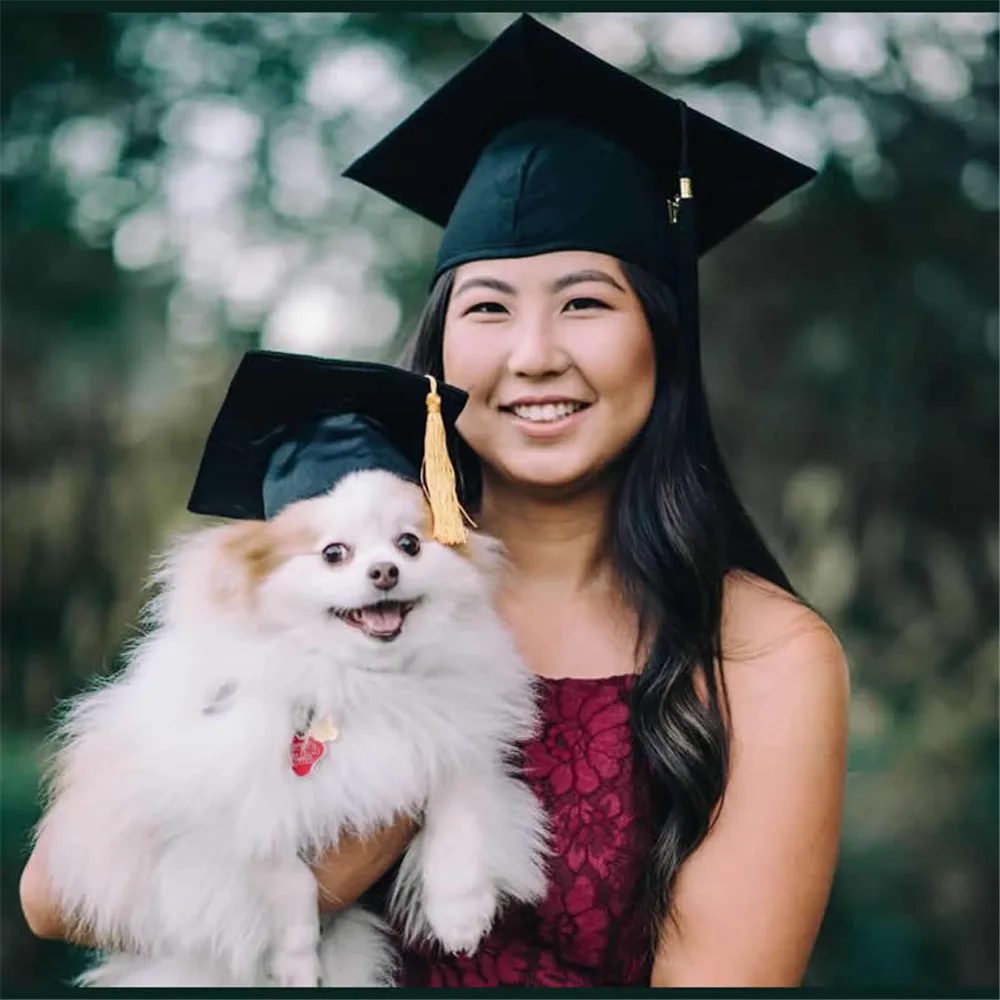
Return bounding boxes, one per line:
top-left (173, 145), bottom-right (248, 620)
top-left (405, 262), bottom-right (797, 940)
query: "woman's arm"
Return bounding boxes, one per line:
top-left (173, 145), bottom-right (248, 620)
top-left (20, 814), bottom-right (417, 943)
top-left (650, 578), bottom-right (850, 987)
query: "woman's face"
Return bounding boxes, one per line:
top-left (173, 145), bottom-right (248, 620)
top-left (442, 250), bottom-right (656, 494)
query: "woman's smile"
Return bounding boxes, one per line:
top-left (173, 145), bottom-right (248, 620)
top-left (499, 396), bottom-right (593, 438)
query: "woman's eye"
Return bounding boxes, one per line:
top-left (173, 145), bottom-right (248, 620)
top-left (564, 297), bottom-right (609, 312)
top-left (465, 301), bottom-right (508, 315)
top-left (395, 533), bottom-right (421, 557)
top-left (322, 542), bottom-right (352, 565)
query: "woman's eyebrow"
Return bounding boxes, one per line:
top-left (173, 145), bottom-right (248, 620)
top-left (549, 269), bottom-right (626, 294)
top-left (452, 276), bottom-right (517, 298)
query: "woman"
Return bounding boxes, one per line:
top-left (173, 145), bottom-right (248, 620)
top-left (21, 15), bottom-right (849, 987)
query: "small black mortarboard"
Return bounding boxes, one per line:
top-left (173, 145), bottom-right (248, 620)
top-left (187, 351), bottom-right (473, 544)
top-left (343, 14), bottom-right (816, 350)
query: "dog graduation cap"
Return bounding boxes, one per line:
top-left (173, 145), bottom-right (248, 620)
top-left (344, 13), bottom-right (816, 351)
top-left (187, 351), bottom-right (473, 545)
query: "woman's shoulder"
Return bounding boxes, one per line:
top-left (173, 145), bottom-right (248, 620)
top-left (721, 568), bottom-right (844, 663)
top-left (719, 570), bottom-right (850, 732)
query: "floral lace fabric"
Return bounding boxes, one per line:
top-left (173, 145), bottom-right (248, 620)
top-left (398, 675), bottom-right (656, 987)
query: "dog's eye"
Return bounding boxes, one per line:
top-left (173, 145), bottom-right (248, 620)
top-left (322, 542), bottom-right (352, 565)
top-left (395, 533), bottom-right (421, 557)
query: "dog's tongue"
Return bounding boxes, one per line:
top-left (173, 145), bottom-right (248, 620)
top-left (360, 603), bottom-right (404, 635)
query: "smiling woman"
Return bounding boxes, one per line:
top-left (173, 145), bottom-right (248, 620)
top-left (391, 245), bottom-right (848, 986)
top-left (338, 14), bottom-right (849, 988)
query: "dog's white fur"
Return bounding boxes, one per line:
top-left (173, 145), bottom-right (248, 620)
top-left (37, 470), bottom-right (548, 987)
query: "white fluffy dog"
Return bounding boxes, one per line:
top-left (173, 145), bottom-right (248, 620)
top-left (36, 469), bottom-right (548, 987)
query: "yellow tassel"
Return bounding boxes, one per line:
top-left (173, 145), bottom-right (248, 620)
top-left (421, 375), bottom-right (471, 546)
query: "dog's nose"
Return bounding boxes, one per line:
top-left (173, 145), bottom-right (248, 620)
top-left (368, 561), bottom-right (399, 591)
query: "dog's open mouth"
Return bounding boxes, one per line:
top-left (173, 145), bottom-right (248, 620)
top-left (332, 600), bottom-right (417, 641)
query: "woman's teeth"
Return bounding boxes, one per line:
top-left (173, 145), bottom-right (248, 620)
top-left (510, 402), bottom-right (586, 423)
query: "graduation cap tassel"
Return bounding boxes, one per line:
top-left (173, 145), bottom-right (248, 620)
top-left (672, 100), bottom-right (700, 357)
top-left (421, 375), bottom-right (471, 546)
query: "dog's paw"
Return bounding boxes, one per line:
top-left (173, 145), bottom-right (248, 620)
top-left (270, 951), bottom-right (322, 989)
top-left (424, 880), bottom-right (497, 956)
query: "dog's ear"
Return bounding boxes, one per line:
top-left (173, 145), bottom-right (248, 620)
top-left (214, 520), bottom-right (281, 608)
top-left (154, 521), bottom-right (273, 623)
top-left (155, 507), bottom-right (319, 625)
top-left (459, 530), bottom-right (510, 596)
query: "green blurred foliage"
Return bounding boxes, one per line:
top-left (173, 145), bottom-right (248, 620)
top-left (1, 11), bottom-right (996, 992)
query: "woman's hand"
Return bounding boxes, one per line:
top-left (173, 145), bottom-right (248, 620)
top-left (20, 814), bottom-right (419, 945)
top-left (20, 831), bottom-right (90, 945)
top-left (312, 813), bottom-right (418, 913)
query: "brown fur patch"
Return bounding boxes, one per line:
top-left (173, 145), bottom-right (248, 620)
top-left (212, 505), bottom-right (319, 611)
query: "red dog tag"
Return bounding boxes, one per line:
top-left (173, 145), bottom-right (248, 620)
top-left (289, 716), bottom-right (339, 776)
top-left (290, 733), bottom-right (325, 777)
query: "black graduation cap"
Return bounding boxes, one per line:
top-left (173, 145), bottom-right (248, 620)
top-left (343, 13), bottom-right (816, 350)
top-left (187, 351), bottom-right (473, 545)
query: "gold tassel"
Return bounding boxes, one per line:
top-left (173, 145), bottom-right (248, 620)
top-left (421, 375), bottom-right (470, 546)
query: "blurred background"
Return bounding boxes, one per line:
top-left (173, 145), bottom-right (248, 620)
top-left (1, 10), bottom-right (996, 992)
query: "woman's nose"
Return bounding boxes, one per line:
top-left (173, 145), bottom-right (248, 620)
top-left (506, 317), bottom-right (568, 377)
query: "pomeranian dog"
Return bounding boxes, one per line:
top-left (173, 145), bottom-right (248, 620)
top-left (36, 469), bottom-right (548, 987)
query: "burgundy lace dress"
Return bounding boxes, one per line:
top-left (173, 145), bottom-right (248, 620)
top-left (395, 674), bottom-right (657, 987)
